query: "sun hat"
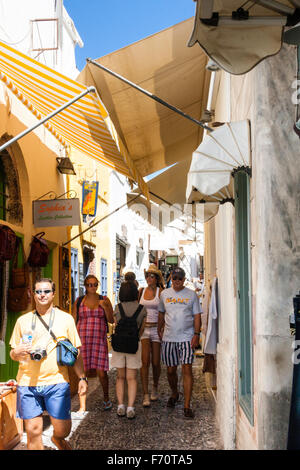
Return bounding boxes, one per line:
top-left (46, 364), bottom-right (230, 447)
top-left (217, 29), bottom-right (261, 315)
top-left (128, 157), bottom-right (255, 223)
top-left (144, 264), bottom-right (164, 287)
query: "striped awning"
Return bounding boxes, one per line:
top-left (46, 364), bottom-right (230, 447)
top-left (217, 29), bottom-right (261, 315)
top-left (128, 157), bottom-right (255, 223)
top-left (0, 41), bottom-right (148, 198)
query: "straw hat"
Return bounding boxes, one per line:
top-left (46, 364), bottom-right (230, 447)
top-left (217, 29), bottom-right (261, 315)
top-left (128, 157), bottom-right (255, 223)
top-left (144, 264), bottom-right (164, 286)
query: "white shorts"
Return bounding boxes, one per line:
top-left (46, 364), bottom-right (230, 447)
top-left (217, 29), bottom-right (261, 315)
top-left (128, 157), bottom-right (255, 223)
top-left (110, 341), bottom-right (142, 369)
top-left (141, 326), bottom-right (161, 343)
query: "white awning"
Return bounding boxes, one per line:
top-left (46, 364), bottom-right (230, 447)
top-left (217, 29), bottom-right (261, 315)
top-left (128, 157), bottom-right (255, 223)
top-left (186, 120), bottom-right (251, 208)
top-left (188, 0), bottom-right (299, 75)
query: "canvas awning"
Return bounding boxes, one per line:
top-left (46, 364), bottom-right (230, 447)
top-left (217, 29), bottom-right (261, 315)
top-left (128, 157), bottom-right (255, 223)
top-left (77, 18), bottom-right (211, 180)
top-left (0, 40), bottom-right (148, 197)
top-left (186, 119), bottom-right (251, 219)
top-left (188, 0), bottom-right (300, 75)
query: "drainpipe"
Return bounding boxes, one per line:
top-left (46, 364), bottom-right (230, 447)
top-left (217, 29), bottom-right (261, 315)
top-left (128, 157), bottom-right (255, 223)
top-left (294, 46), bottom-right (300, 136)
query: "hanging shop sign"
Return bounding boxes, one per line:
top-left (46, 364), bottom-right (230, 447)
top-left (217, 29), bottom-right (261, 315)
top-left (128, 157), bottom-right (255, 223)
top-left (81, 181), bottom-right (99, 217)
top-left (33, 198), bottom-right (80, 227)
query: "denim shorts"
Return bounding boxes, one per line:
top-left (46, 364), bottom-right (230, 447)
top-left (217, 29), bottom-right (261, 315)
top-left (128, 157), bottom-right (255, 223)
top-left (17, 383), bottom-right (71, 420)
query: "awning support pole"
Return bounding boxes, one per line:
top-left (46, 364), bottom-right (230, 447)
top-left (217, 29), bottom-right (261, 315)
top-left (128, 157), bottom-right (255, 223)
top-left (0, 87), bottom-right (96, 153)
top-left (86, 58), bottom-right (213, 132)
top-left (62, 193), bottom-right (142, 246)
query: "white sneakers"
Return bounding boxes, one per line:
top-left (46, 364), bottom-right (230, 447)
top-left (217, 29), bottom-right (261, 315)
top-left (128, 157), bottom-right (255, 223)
top-left (117, 404), bottom-right (135, 419)
top-left (126, 407), bottom-right (135, 419)
top-left (117, 404), bottom-right (126, 417)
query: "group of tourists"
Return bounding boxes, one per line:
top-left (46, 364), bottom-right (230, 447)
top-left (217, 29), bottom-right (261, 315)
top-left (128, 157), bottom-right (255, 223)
top-left (8, 263), bottom-right (202, 450)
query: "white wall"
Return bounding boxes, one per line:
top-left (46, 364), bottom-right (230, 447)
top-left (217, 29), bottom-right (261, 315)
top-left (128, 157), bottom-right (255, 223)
top-left (0, 0), bottom-right (82, 78)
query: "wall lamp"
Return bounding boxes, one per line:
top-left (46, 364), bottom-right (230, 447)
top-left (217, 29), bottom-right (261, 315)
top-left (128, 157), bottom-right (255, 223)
top-left (56, 157), bottom-right (76, 175)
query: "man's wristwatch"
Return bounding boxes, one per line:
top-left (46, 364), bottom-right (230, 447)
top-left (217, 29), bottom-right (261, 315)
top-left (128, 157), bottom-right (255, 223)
top-left (79, 377), bottom-right (88, 383)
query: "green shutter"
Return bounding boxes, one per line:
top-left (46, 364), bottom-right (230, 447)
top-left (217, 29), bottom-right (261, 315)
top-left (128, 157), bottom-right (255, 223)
top-left (235, 171), bottom-right (253, 425)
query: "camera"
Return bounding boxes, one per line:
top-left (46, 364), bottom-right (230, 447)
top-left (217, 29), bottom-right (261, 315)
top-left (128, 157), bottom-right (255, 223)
top-left (30, 347), bottom-right (47, 361)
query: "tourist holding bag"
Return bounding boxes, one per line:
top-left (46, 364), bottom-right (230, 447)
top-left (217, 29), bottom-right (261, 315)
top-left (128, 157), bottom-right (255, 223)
top-left (9, 278), bottom-right (86, 450)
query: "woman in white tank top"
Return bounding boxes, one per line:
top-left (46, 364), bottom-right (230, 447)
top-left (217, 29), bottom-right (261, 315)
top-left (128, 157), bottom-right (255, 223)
top-left (139, 264), bottom-right (164, 407)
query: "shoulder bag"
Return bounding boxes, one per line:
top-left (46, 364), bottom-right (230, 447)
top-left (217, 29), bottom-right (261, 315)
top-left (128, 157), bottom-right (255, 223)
top-left (35, 310), bottom-right (78, 366)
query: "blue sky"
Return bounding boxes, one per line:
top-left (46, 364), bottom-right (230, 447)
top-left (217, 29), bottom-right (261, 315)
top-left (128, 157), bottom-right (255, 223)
top-left (63, 0), bottom-right (196, 71)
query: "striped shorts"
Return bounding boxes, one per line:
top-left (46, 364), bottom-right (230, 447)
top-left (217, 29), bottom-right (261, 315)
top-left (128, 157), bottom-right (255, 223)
top-left (161, 341), bottom-right (194, 367)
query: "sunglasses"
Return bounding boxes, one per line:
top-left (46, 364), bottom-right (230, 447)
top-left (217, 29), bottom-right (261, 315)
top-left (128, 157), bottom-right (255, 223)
top-left (146, 273), bottom-right (156, 279)
top-left (86, 283), bottom-right (98, 287)
top-left (35, 289), bottom-right (53, 295)
top-left (172, 276), bottom-right (184, 281)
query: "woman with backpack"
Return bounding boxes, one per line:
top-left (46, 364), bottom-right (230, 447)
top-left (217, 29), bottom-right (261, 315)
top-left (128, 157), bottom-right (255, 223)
top-left (138, 264), bottom-right (164, 407)
top-left (111, 281), bottom-right (146, 419)
top-left (72, 275), bottom-right (114, 413)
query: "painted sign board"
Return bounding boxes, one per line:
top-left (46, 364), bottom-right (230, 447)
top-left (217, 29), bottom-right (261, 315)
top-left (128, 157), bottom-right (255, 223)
top-left (82, 181), bottom-right (99, 217)
top-left (33, 198), bottom-right (80, 227)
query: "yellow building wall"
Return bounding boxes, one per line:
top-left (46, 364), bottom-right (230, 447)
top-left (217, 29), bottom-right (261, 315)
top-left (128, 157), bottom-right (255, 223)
top-left (68, 146), bottom-right (113, 302)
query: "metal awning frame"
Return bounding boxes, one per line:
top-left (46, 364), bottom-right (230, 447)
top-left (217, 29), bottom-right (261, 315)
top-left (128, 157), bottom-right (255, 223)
top-left (0, 86), bottom-right (96, 153)
top-left (86, 58), bottom-right (213, 133)
top-left (197, 0), bottom-right (300, 27)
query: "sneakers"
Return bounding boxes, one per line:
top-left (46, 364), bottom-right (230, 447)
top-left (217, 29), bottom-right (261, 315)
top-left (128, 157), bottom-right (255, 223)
top-left (117, 404), bottom-right (126, 417)
top-left (126, 407), bottom-right (136, 419)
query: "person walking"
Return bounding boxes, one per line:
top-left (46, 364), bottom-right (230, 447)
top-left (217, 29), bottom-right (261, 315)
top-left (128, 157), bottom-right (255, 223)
top-left (157, 267), bottom-right (202, 419)
top-left (9, 278), bottom-right (87, 450)
top-left (72, 274), bottom-right (114, 412)
top-left (139, 264), bottom-right (164, 407)
top-left (111, 281), bottom-right (146, 419)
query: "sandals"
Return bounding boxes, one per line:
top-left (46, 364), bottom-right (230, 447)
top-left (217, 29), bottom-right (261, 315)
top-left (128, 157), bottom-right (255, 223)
top-left (143, 394), bottom-right (151, 407)
top-left (103, 400), bottom-right (113, 410)
top-left (167, 393), bottom-right (179, 408)
top-left (150, 389), bottom-right (159, 401)
top-left (184, 408), bottom-right (195, 419)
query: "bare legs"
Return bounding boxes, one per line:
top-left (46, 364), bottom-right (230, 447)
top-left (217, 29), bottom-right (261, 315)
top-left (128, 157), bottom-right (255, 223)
top-left (167, 364), bottom-right (193, 408)
top-left (25, 415), bottom-right (72, 450)
top-left (116, 367), bottom-right (137, 407)
top-left (141, 339), bottom-right (161, 401)
top-left (79, 369), bottom-right (109, 412)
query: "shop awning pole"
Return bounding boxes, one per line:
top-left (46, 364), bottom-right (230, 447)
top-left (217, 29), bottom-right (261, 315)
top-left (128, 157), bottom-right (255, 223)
top-left (62, 192), bottom-right (142, 246)
top-left (0, 87), bottom-right (96, 153)
top-left (86, 58), bottom-right (213, 132)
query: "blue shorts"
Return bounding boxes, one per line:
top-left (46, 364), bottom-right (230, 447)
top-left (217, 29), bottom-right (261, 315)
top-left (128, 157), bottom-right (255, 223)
top-left (17, 383), bottom-right (71, 420)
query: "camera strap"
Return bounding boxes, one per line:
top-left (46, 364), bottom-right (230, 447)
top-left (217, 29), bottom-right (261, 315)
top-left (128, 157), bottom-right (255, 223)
top-left (32, 309), bottom-right (57, 342)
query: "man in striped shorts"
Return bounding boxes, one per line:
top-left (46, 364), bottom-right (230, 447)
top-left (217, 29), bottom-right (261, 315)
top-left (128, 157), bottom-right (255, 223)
top-left (158, 267), bottom-right (201, 419)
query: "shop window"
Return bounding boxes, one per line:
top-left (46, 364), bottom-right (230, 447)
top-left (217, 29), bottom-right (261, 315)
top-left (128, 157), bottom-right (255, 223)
top-left (71, 248), bottom-right (79, 304)
top-left (234, 171), bottom-right (253, 425)
top-left (100, 258), bottom-right (108, 297)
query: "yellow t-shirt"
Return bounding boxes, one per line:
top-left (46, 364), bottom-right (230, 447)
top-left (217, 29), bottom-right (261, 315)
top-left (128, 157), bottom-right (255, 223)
top-left (9, 308), bottom-right (82, 386)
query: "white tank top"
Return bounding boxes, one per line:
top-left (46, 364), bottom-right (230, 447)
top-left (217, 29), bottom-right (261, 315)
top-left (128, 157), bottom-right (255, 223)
top-left (140, 287), bottom-right (160, 323)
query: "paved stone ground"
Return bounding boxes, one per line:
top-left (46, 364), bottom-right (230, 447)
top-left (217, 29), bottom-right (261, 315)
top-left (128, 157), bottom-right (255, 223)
top-left (14, 356), bottom-right (223, 450)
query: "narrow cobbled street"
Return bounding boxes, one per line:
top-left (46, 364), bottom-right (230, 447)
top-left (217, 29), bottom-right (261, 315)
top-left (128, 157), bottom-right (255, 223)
top-left (15, 356), bottom-right (222, 450)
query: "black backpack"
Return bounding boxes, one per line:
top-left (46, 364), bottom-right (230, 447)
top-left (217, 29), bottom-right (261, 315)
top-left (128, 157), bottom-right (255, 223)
top-left (111, 303), bottom-right (143, 354)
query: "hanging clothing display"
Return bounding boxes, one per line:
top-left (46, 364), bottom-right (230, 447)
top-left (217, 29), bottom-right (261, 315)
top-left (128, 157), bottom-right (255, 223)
top-left (204, 277), bottom-right (218, 355)
top-left (0, 261), bottom-right (10, 364)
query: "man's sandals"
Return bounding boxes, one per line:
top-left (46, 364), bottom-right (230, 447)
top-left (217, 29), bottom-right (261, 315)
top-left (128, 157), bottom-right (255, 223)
top-left (167, 393), bottom-right (179, 408)
top-left (183, 408), bottom-right (195, 419)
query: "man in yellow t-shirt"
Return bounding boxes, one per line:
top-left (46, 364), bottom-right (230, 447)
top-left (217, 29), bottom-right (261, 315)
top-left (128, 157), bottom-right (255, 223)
top-left (10, 278), bottom-right (88, 450)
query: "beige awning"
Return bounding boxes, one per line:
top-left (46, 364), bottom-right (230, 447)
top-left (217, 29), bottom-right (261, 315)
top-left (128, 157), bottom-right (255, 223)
top-left (77, 18), bottom-right (211, 180)
top-left (188, 0), bottom-right (298, 75)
